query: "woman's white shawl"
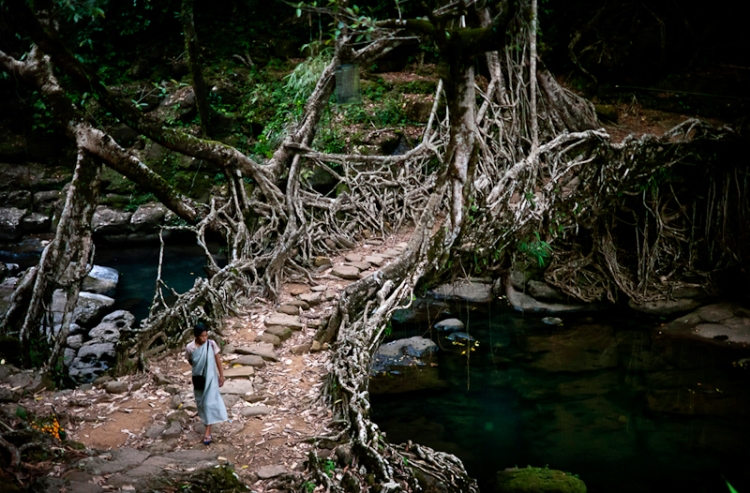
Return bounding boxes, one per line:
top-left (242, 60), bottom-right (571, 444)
top-left (190, 341), bottom-right (228, 425)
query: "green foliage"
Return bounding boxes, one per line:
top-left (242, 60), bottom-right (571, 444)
top-left (303, 481), bottom-right (316, 493)
top-left (724, 478), bottom-right (739, 493)
top-left (29, 92), bottom-right (54, 134)
top-left (124, 192), bottom-right (156, 212)
top-left (398, 79), bottom-right (437, 94)
top-left (323, 458), bottom-right (336, 477)
top-left (640, 166), bottom-right (672, 193)
top-left (518, 232), bottom-right (552, 268)
top-left (284, 48), bottom-right (333, 103)
top-left (314, 124), bottom-right (346, 154)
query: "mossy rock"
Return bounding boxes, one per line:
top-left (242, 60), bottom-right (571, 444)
top-left (100, 167), bottom-right (137, 195)
top-left (496, 466), bottom-right (587, 493)
top-left (594, 104), bottom-right (618, 123)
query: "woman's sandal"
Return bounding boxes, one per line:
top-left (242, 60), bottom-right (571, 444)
top-left (203, 435), bottom-right (212, 445)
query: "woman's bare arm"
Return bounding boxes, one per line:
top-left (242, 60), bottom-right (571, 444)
top-left (214, 348), bottom-right (225, 387)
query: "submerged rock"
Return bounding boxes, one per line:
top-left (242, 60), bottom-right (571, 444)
top-left (628, 297), bottom-right (702, 316)
top-left (370, 337), bottom-right (445, 394)
top-left (434, 317), bottom-right (464, 333)
top-left (662, 303), bottom-right (750, 344)
top-left (392, 298), bottom-right (450, 325)
top-left (506, 281), bottom-right (590, 314)
top-left (445, 332), bottom-right (477, 345)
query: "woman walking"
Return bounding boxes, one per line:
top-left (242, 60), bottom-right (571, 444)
top-left (185, 322), bottom-right (227, 445)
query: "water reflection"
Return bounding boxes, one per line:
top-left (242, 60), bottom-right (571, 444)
top-left (94, 242), bottom-right (222, 323)
top-left (371, 301), bottom-right (750, 492)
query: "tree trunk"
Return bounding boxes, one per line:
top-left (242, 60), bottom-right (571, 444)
top-left (181, 0), bottom-right (213, 137)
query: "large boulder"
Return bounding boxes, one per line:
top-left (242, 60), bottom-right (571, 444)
top-left (130, 202), bottom-right (167, 232)
top-left (628, 297), bottom-right (702, 316)
top-left (374, 336), bottom-right (438, 363)
top-left (392, 298), bottom-right (450, 325)
top-left (148, 86), bottom-right (196, 123)
top-left (0, 190), bottom-right (31, 208)
top-left (662, 303), bottom-right (750, 344)
top-left (0, 163), bottom-right (71, 191)
top-left (434, 318), bottom-right (464, 333)
top-left (88, 323), bottom-right (121, 344)
top-left (429, 280), bottom-right (494, 303)
top-left (21, 211), bottom-right (50, 233)
top-left (0, 207), bottom-right (27, 240)
top-left (506, 281), bottom-right (590, 314)
top-left (33, 190), bottom-right (62, 212)
top-left (92, 206), bottom-right (132, 235)
top-left (69, 342), bottom-right (116, 382)
top-left (370, 337), bottom-right (444, 394)
top-left (51, 289), bottom-right (115, 327)
top-left (82, 265), bottom-right (120, 297)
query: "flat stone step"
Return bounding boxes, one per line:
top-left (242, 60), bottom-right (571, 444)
top-left (364, 255), bottom-right (386, 266)
top-left (344, 253), bottom-right (363, 263)
top-left (299, 292), bottom-right (323, 306)
top-left (257, 332), bottom-right (282, 346)
top-left (383, 248), bottom-right (401, 257)
top-left (310, 285), bottom-right (327, 292)
top-left (331, 265), bottom-right (360, 280)
top-left (232, 355), bottom-right (265, 367)
top-left (219, 379), bottom-right (254, 396)
top-left (265, 325), bottom-right (293, 341)
top-left (277, 304), bottom-right (300, 315)
top-left (224, 367), bottom-right (255, 378)
top-left (241, 405), bottom-right (272, 417)
top-left (234, 343), bottom-right (278, 361)
top-left (346, 261), bottom-right (372, 271)
top-left (288, 299), bottom-right (310, 310)
top-left (265, 313), bottom-right (304, 330)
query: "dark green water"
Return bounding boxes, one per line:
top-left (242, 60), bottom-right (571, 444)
top-left (94, 242), bottom-right (217, 323)
top-left (371, 301), bottom-right (750, 493)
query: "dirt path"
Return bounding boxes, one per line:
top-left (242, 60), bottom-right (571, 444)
top-left (14, 232), bottom-right (410, 491)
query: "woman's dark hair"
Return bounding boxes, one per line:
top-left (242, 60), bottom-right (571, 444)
top-left (193, 322), bottom-right (208, 338)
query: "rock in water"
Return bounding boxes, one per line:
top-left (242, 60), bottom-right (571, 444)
top-left (496, 466), bottom-right (587, 493)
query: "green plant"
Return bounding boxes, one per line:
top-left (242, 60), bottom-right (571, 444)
top-left (518, 232), bottom-right (552, 267)
top-left (724, 477), bottom-right (739, 493)
top-left (284, 49), bottom-right (333, 104)
top-left (124, 192), bottom-right (156, 212)
top-left (323, 458), bottom-right (336, 477)
top-left (303, 481), bottom-right (316, 493)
